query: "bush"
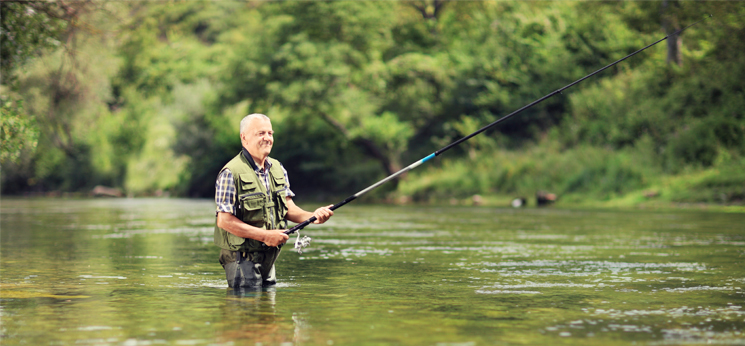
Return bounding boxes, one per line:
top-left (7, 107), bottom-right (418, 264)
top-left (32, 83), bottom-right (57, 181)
top-left (397, 143), bottom-right (653, 202)
top-left (668, 159), bottom-right (745, 204)
top-left (665, 116), bottom-right (745, 172)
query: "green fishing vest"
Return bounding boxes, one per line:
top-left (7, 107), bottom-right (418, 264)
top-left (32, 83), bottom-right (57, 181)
top-left (214, 152), bottom-right (290, 252)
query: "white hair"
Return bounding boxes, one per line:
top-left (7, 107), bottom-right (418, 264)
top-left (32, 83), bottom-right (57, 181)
top-left (239, 113), bottom-right (270, 135)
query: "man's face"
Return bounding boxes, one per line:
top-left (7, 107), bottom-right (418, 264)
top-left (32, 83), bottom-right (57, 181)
top-left (241, 117), bottom-right (273, 162)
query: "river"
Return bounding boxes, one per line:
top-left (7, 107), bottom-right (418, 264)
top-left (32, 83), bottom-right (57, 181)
top-left (1, 198), bottom-right (743, 345)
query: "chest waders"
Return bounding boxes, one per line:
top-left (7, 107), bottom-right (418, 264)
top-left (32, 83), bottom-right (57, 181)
top-left (214, 152), bottom-right (289, 288)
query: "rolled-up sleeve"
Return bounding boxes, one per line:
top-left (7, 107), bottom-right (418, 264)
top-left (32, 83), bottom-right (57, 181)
top-left (215, 169), bottom-right (236, 215)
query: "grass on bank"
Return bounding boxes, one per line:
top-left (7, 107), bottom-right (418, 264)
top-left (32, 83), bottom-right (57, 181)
top-left (395, 141), bottom-right (745, 212)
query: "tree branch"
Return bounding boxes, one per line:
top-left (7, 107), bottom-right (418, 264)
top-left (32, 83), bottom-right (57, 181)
top-left (409, 2), bottom-right (429, 19)
top-left (318, 111), bottom-right (397, 176)
top-left (408, 0), bottom-right (448, 20)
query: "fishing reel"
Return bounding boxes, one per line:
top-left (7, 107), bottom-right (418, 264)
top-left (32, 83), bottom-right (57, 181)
top-left (294, 231), bottom-right (312, 254)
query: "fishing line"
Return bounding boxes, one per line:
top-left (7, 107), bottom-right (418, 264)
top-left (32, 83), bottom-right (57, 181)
top-left (286, 14), bottom-right (713, 249)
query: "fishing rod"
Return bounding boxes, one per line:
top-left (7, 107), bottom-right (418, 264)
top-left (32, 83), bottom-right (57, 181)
top-left (285, 15), bottom-right (711, 245)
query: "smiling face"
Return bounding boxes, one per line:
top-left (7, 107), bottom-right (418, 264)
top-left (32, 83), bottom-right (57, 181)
top-left (240, 116), bottom-right (274, 167)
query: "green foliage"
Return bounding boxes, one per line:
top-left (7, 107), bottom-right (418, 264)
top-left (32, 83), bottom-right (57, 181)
top-left (0, 2), bottom-right (65, 85)
top-left (2, 0), bottom-right (743, 207)
top-left (665, 116), bottom-right (744, 171)
top-left (0, 97), bottom-right (38, 164)
top-left (667, 159), bottom-right (745, 204)
top-left (399, 143), bottom-right (652, 202)
top-left (1, 3), bottom-right (130, 193)
top-left (555, 2), bottom-right (745, 177)
top-left (209, 1), bottom-right (421, 185)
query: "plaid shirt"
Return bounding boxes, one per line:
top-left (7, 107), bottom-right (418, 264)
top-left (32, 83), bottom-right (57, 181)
top-left (215, 159), bottom-right (295, 216)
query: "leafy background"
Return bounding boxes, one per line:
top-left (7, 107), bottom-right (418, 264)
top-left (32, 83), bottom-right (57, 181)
top-left (1, 0), bottom-right (743, 207)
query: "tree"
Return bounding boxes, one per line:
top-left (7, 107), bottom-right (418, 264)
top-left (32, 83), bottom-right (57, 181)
top-left (214, 1), bottom-right (416, 180)
top-left (557, 1), bottom-right (745, 171)
top-left (661, 0), bottom-right (682, 65)
top-left (1, 0), bottom-right (121, 192)
top-left (0, 1), bottom-right (68, 165)
top-left (0, 98), bottom-right (37, 164)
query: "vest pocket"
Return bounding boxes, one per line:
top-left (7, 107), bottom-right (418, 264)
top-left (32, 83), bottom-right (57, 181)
top-left (226, 232), bottom-right (247, 249)
top-left (240, 193), bottom-right (266, 225)
top-left (239, 174), bottom-right (258, 191)
top-left (271, 174), bottom-right (286, 186)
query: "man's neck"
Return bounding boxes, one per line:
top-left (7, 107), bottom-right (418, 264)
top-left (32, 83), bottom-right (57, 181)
top-left (253, 156), bottom-right (266, 170)
top-left (241, 148), bottom-right (268, 170)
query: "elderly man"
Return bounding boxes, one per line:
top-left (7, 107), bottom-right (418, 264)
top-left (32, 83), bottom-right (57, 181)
top-left (214, 113), bottom-right (333, 288)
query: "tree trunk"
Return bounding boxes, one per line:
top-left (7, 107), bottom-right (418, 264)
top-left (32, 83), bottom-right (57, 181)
top-left (319, 112), bottom-right (402, 179)
top-left (661, 0), bottom-right (682, 66)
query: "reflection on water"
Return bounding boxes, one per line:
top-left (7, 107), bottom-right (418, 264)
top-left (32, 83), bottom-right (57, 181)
top-left (1, 198), bottom-right (744, 345)
top-left (218, 286), bottom-right (314, 346)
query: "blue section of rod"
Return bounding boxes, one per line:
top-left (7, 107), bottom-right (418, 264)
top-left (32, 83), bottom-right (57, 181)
top-left (422, 153), bottom-right (436, 163)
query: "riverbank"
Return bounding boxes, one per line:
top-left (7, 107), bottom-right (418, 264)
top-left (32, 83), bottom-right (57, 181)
top-left (3, 193), bottom-right (743, 214)
top-left (4, 147), bottom-right (744, 214)
top-left (392, 193), bottom-right (745, 214)
top-left (393, 142), bottom-right (745, 214)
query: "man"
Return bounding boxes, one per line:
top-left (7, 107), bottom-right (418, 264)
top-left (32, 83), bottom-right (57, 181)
top-left (214, 113), bottom-right (333, 288)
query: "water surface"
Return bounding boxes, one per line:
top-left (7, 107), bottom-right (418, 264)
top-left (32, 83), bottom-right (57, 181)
top-left (1, 198), bottom-right (744, 345)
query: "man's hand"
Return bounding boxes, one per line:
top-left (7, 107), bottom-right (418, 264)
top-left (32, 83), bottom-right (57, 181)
top-left (217, 212), bottom-right (289, 246)
top-left (285, 198), bottom-right (334, 224)
top-left (262, 229), bottom-right (290, 247)
top-left (312, 205), bottom-right (334, 224)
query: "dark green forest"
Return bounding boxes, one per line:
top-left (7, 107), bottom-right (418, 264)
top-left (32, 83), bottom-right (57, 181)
top-left (2, 1), bottom-right (744, 207)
